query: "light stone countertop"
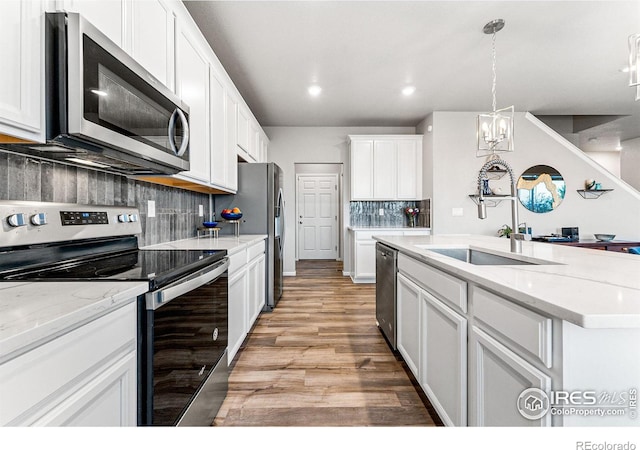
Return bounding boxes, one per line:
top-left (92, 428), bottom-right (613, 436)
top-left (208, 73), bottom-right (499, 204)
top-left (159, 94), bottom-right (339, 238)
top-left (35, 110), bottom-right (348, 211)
top-left (141, 234), bottom-right (268, 253)
top-left (0, 235), bottom-right (267, 362)
top-left (375, 234), bottom-right (640, 329)
top-left (0, 281), bottom-right (148, 362)
top-left (348, 226), bottom-right (431, 231)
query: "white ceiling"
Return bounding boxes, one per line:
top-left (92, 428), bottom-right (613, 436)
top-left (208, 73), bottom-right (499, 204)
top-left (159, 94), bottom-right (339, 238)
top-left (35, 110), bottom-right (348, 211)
top-left (183, 0), bottom-right (640, 142)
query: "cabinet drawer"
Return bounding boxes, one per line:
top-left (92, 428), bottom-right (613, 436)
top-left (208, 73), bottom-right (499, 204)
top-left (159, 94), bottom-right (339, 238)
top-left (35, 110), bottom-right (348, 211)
top-left (398, 253), bottom-right (467, 313)
top-left (228, 248), bottom-right (248, 273)
top-left (471, 286), bottom-right (552, 368)
top-left (247, 240), bottom-right (266, 261)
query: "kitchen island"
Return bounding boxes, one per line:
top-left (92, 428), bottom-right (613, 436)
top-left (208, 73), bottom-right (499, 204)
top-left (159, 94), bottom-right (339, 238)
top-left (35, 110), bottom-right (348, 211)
top-left (374, 234), bottom-right (640, 427)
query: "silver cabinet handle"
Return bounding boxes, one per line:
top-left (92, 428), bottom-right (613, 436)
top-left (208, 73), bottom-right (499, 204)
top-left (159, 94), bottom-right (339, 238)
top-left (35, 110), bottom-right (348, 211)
top-left (168, 108), bottom-right (190, 157)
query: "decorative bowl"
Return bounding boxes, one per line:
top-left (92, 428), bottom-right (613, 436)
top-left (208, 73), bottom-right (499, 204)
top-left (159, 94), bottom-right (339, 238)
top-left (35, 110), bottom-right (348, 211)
top-left (594, 234), bottom-right (615, 242)
top-left (202, 221), bottom-right (218, 228)
top-left (221, 212), bottom-right (242, 220)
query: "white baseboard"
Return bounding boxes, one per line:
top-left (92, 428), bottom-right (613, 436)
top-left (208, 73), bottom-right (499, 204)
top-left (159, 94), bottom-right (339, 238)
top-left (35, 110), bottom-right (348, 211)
top-left (283, 271), bottom-right (296, 277)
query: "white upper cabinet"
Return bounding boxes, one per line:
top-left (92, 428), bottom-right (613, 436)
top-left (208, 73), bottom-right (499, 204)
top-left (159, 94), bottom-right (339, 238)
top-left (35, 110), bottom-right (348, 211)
top-left (209, 71), bottom-right (226, 188)
top-left (248, 122), bottom-right (259, 162)
top-left (349, 135), bottom-right (423, 200)
top-left (350, 139), bottom-right (374, 199)
top-left (237, 105), bottom-right (250, 155)
top-left (396, 138), bottom-right (422, 199)
top-left (373, 140), bottom-right (396, 199)
top-left (130, 0), bottom-right (175, 90)
top-left (57, 0), bottom-right (126, 48)
top-left (175, 22), bottom-right (210, 183)
top-left (0, 0), bottom-right (44, 142)
top-left (225, 90), bottom-right (238, 191)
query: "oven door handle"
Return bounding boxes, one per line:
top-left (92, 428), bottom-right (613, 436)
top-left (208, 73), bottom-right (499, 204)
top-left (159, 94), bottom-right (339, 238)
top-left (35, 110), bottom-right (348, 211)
top-left (146, 258), bottom-right (229, 310)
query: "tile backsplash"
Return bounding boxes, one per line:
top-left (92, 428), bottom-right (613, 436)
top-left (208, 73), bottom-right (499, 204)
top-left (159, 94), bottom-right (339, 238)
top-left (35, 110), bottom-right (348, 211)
top-left (350, 199), bottom-right (431, 228)
top-left (0, 153), bottom-right (209, 246)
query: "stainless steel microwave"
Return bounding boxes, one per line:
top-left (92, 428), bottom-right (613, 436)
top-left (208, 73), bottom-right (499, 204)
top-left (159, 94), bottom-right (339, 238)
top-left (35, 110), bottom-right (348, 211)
top-left (7, 12), bottom-right (190, 175)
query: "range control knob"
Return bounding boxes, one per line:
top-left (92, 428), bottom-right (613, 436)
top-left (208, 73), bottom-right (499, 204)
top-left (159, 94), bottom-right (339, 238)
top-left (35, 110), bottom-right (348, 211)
top-left (128, 214), bottom-right (138, 222)
top-left (31, 213), bottom-right (47, 226)
top-left (117, 214), bottom-right (130, 223)
top-left (7, 213), bottom-right (26, 227)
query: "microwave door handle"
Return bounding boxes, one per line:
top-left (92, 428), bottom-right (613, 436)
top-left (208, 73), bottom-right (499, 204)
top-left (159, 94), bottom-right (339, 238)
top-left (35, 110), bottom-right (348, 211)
top-left (168, 108), bottom-right (190, 157)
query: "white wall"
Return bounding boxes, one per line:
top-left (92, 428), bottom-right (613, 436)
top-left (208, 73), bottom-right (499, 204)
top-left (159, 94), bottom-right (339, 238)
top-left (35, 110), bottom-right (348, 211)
top-left (426, 112), bottom-right (640, 241)
top-left (583, 151), bottom-right (621, 178)
top-left (264, 126), bottom-right (415, 275)
top-left (621, 137), bottom-right (640, 191)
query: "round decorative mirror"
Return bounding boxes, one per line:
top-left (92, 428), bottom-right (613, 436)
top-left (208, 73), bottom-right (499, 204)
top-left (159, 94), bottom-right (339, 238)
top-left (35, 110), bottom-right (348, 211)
top-left (517, 165), bottom-right (566, 213)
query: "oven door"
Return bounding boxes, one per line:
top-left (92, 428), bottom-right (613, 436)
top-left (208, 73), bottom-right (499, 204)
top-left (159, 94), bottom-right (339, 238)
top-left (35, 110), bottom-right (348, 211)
top-left (140, 257), bottom-right (229, 426)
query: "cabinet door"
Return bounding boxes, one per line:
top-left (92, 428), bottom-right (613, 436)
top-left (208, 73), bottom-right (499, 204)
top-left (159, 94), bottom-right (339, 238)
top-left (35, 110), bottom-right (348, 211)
top-left (350, 140), bottom-right (374, 199)
top-left (228, 268), bottom-right (248, 365)
top-left (396, 139), bottom-right (421, 199)
top-left (469, 326), bottom-right (552, 427)
top-left (397, 273), bottom-right (421, 379)
top-left (130, 0), bottom-right (175, 90)
top-left (59, 0), bottom-right (126, 48)
top-left (373, 140), bottom-right (397, 199)
top-left (354, 239), bottom-right (376, 280)
top-left (248, 122), bottom-right (259, 162)
top-left (225, 91), bottom-right (238, 191)
top-left (0, 0), bottom-right (43, 141)
top-left (210, 72), bottom-right (227, 188)
top-left (176, 23), bottom-right (210, 182)
top-left (33, 351), bottom-right (137, 426)
top-left (237, 106), bottom-right (250, 153)
top-left (247, 254), bottom-right (266, 327)
top-left (421, 291), bottom-right (467, 426)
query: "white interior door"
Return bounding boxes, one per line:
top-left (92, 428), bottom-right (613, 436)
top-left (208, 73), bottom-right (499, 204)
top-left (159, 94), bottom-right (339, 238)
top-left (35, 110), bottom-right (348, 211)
top-left (297, 174), bottom-right (339, 260)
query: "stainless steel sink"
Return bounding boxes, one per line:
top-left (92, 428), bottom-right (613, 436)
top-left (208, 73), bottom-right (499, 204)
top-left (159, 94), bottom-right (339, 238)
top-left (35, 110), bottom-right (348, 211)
top-left (417, 247), bottom-right (557, 266)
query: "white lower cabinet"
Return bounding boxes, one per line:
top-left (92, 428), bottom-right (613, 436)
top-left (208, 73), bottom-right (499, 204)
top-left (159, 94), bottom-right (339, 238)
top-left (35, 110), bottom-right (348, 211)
top-left (228, 264), bottom-right (248, 364)
top-left (227, 239), bottom-right (266, 365)
top-left (0, 301), bottom-right (137, 426)
top-left (468, 326), bottom-right (552, 427)
top-left (421, 290), bottom-right (467, 426)
top-left (350, 229), bottom-right (430, 283)
top-left (396, 273), bottom-right (421, 379)
top-left (247, 253), bottom-right (266, 326)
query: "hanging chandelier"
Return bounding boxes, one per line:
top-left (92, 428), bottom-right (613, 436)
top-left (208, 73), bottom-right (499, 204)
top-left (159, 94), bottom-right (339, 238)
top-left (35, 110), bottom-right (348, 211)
top-left (629, 33), bottom-right (640, 101)
top-left (477, 19), bottom-right (514, 157)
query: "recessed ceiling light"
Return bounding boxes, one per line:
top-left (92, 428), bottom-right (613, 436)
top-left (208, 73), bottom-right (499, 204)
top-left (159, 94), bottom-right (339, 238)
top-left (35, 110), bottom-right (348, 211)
top-left (615, 144), bottom-right (623, 150)
top-left (308, 85), bottom-right (322, 97)
top-left (402, 86), bottom-right (416, 96)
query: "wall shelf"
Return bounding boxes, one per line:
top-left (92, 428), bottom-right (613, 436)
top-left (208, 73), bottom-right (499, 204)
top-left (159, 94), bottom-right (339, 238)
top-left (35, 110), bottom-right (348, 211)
top-left (576, 189), bottom-right (613, 199)
top-left (468, 194), bottom-right (514, 207)
top-left (485, 167), bottom-right (507, 180)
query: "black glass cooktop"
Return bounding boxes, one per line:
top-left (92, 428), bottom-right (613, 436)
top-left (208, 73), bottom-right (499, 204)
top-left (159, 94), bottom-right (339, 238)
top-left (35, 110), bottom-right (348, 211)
top-left (0, 236), bottom-right (226, 290)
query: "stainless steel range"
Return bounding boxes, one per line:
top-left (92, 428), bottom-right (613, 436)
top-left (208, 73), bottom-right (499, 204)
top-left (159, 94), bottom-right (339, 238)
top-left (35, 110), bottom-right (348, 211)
top-left (0, 201), bottom-right (229, 426)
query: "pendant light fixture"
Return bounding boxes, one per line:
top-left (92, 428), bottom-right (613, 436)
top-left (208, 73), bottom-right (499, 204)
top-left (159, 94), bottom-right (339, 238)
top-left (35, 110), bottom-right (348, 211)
top-left (477, 19), bottom-right (514, 157)
top-left (629, 33), bottom-right (640, 101)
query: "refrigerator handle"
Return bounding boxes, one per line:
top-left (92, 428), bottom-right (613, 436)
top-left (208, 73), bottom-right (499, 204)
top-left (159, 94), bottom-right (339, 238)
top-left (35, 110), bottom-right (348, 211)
top-left (276, 187), bottom-right (285, 255)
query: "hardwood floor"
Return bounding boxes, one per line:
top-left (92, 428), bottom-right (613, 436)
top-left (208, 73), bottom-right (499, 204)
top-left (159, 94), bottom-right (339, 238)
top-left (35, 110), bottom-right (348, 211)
top-left (214, 260), bottom-right (441, 426)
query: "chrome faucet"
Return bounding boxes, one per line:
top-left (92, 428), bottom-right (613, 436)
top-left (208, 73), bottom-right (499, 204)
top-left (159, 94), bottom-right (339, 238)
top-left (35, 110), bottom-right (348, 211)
top-left (477, 159), bottom-right (525, 253)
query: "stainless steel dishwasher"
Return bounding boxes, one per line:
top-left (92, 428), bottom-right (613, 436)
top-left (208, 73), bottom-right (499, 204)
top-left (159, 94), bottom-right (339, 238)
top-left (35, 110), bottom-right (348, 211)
top-left (376, 242), bottom-right (398, 350)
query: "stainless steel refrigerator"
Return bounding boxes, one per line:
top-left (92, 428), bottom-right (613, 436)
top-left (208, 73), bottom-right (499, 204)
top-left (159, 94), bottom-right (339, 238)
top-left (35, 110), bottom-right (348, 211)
top-left (215, 162), bottom-right (284, 311)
